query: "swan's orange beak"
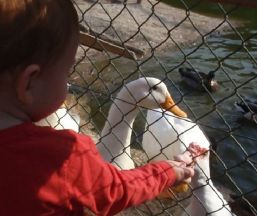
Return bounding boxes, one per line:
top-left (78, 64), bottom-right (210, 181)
top-left (160, 96), bottom-right (187, 118)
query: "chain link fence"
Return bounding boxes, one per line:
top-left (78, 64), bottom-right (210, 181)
top-left (51, 0), bottom-right (257, 215)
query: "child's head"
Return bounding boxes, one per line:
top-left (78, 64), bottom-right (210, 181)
top-left (0, 0), bottom-right (79, 122)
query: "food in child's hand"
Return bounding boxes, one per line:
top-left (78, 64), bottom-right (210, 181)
top-left (158, 142), bottom-right (208, 199)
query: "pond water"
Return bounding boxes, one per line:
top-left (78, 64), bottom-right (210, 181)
top-left (81, 4), bottom-right (257, 196)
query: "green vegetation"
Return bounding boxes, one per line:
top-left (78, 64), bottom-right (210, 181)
top-left (162, 0), bottom-right (257, 26)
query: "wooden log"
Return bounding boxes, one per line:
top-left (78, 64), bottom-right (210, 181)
top-left (79, 31), bottom-right (144, 60)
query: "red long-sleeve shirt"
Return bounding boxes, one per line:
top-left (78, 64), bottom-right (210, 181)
top-left (0, 122), bottom-right (176, 216)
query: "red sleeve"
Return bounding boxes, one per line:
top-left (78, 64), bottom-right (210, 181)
top-left (65, 133), bottom-right (176, 216)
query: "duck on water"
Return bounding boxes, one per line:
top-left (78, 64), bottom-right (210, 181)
top-left (235, 98), bottom-right (257, 125)
top-left (178, 67), bottom-right (219, 92)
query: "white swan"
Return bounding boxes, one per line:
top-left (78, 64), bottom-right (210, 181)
top-left (97, 77), bottom-right (187, 170)
top-left (36, 106), bottom-right (80, 132)
top-left (142, 108), bottom-right (235, 216)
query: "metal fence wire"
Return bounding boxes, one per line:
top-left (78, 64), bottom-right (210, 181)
top-left (51, 0), bottom-right (257, 215)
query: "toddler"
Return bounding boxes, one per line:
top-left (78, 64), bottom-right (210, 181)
top-left (0, 1), bottom-right (194, 216)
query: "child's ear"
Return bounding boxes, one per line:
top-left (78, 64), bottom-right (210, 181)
top-left (16, 64), bottom-right (41, 104)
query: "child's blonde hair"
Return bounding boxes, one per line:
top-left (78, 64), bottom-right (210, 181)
top-left (0, 0), bottom-right (78, 73)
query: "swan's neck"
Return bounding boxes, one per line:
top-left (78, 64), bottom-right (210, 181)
top-left (98, 96), bottom-right (138, 169)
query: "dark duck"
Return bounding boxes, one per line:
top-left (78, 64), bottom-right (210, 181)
top-left (229, 193), bottom-right (257, 216)
top-left (235, 98), bottom-right (257, 125)
top-left (178, 67), bottom-right (219, 92)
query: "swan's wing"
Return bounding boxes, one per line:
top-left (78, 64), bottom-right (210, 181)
top-left (37, 108), bottom-right (80, 132)
top-left (173, 117), bottom-right (210, 150)
top-left (142, 109), bottom-right (185, 161)
top-left (142, 109), bottom-right (210, 161)
top-left (55, 108), bottom-right (80, 132)
top-left (36, 112), bottom-right (59, 128)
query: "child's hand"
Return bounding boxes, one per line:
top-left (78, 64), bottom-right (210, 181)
top-left (165, 158), bottom-right (194, 186)
top-left (170, 142), bottom-right (208, 185)
top-left (159, 142), bottom-right (208, 199)
top-left (157, 160), bottom-right (194, 199)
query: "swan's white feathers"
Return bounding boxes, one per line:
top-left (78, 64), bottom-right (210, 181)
top-left (143, 108), bottom-right (210, 161)
top-left (36, 108), bottom-right (80, 132)
top-left (143, 108), bottom-right (235, 216)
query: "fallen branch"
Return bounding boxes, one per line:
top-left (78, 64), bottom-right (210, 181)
top-left (79, 31), bottom-right (145, 61)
